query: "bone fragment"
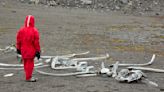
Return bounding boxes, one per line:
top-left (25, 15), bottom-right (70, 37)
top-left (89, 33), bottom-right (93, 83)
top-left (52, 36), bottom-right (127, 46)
top-left (112, 61), bottom-right (119, 77)
top-left (4, 73), bottom-right (14, 77)
top-left (142, 79), bottom-right (158, 87)
top-left (100, 62), bottom-right (110, 74)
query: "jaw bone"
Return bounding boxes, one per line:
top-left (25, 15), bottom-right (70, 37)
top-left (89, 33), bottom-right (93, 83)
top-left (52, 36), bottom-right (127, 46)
top-left (115, 69), bottom-right (147, 82)
top-left (115, 69), bottom-right (158, 87)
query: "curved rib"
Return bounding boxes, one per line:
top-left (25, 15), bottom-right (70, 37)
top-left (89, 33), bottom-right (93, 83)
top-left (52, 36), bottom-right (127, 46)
top-left (0, 62), bottom-right (43, 67)
top-left (127, 66), bottom-right (164, 73)
top-left (41, 51), bottom-right (90, 59)
top-left (72, 53), bottom-right (109, 61)
top-left (36, 69), bottom-right (92, 76)
top-left (0, 65), bottom-right (49, 70)
top-left (112, 54), bottom-right (155, 67)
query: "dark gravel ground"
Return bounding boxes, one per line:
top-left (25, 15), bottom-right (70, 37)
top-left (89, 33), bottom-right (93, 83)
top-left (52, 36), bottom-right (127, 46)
top-left (0, 0), bottom-right (164, 92)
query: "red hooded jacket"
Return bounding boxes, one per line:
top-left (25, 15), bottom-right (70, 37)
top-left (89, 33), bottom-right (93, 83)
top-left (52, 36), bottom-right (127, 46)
top-left (16, 15), bottom-right (40, 59)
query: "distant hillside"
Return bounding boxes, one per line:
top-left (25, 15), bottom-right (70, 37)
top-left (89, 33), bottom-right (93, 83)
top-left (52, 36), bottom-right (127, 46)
top-left (19, 0), bottom-right (164, 16)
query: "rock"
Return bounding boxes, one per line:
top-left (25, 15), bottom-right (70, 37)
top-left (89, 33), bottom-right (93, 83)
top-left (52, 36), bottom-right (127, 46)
top-left (155, 12), bottom-right (160, 16)
top-left (115, 6), bottom-right (120, 10)
top-left (47, 0), bottom-right (57, 6)
top-left (128, 1), bottom-right (132, 6)
top-left (2, 2), bottom-right (6, 7)
top-left (18, 0), bottom-right (164, 16)
top-left (81, 0), bottom-right (92, 5)
top-left (120, 0), bottom-right (128, 4)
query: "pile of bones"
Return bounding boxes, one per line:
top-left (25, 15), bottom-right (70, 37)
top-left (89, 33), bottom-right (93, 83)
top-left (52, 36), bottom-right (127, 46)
top-left (0, 45), bottom-right (163, 87)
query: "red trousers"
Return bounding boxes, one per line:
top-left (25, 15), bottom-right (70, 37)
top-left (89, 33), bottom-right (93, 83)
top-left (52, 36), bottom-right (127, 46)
top-left (23, 58), bottom-right (34, 80)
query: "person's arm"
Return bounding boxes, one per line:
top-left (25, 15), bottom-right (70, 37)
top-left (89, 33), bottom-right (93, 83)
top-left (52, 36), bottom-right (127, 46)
top-left (34, 28), bottom-right (41, 52)
top-left (34, 28), bottom-right (41, 59)
top-left (16, 30), bottom-right (21, 54)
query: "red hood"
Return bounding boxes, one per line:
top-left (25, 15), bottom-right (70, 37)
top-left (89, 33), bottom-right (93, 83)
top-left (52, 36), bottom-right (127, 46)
top-left (24, 15), bottom-right (35, 27)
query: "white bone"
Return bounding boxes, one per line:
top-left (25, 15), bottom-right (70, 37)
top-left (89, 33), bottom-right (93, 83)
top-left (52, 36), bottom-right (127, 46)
top-left (142, 79), bottom-right (158, 87)
top-left (127, 70), bottom-right (145, 82)
top-left (81, 0), bottom-right (92, 4)
top-left (51, 57), bottom-right (78, 70)
top-left (0, 65), bottom-right (49, 70)
top-left (0, 45), bottom-right (16, 53)
top-left (111, 54), bottom-right (155, 67)
top-left (30, 0), bottom-right (39, 4)
top-left (36, 66), bottom-right (95, 76)
top-left (0, 62), bottom-right (43, 67)
top-left (41, 51), bottom-right (90, 59)
top-left (127, 66), bottom-right (164, 73)
top-left (76, 73), bottom-right (97, 77)
top-left (76, 62), bottom-right (88, 72)
top-left (100, 62), bottom-right (110, 74)
top-left (4, 73), bottom-right (14, 77)
top-left (72, 53), bottom-right (109, 61)
top-left (111, 61), bottom-right (119, 77)
top-left (115, 69), bottom-right (146, 82)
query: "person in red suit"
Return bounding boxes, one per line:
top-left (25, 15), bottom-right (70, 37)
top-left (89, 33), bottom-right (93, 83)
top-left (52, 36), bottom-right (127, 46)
top-left (16, 15), bottom-right (41, 82)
